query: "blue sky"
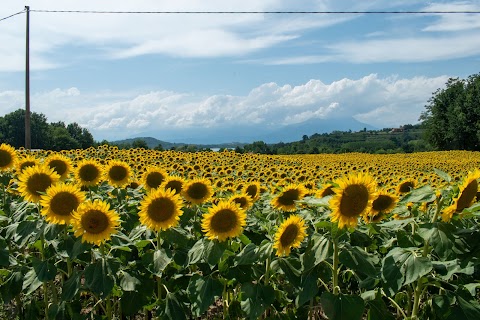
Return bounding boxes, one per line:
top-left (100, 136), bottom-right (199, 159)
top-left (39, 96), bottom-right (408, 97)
top-left (1, 0), bottom-right (480, 142)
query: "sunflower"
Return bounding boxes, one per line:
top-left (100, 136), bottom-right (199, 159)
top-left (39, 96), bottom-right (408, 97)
top-left (271, 183), bottom-right (308, 212)
top-left (104, 160), bottom-right (131, 188)
top-left (242, 181), bottom-right (262, 201)
top-left (74, 159), bottom-right (103, 187)
top-left (72, 199), bottom-right (120, 245)
top-left (39, 183), bottom-right (86, 225)
top-left (396, 179), bottom-right (416, 194)
top-left (315, 183), bottom-right (335, 198)
top-left (45, 154), bottom-right (73, 180)
top-left (181, 178), bottom-right (213, 205)
top-left (442, 169), bottom-right (480, 222)
top-left (0, 143), bottom-right (17, 172)
top-left (201, 200), bottom-right (247, 242)
top-left (161, 175), bottom-right (185, 195)
top-left (329, 173), bottom-right (377, 229)
top-left (142, 167), bottom-right (168, 191)
top-left (228, 193), bottom-right (253, 210)
top-left (16, 154), bottom-right (40, 172)
top-left (138, 188), bottom-right (184, 231)
top-left (368, 189), bottom-right (398, 223)
top-left (273, 214), bottom-right (307, 257)
top-left (17, 165), bottom-right (61, 203)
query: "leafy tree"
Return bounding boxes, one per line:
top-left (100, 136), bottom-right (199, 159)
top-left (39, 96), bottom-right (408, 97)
top-left (420, 74), bottom-right (480, 151)
top-left (131, 139), bottom-right (149, 149)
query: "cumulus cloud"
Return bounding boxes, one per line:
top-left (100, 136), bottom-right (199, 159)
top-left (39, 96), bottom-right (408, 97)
top-left (0, 74), bottom-right (450, 140)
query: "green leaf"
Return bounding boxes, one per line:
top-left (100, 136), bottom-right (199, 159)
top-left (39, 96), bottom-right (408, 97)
top-left (256, 240), bottom-right (273, 261)
top-left (320, 292), bottom-right (365, 320)
top-left (403, 254), bottom-right (432, 286)
top-left (447, 296), bottom-right (480, 320)
top-left (432, 259), bottom-right (474, 280)
top-left (22, 268), bottom-right (43, 295)
top-left (15, 220), bottom-right (39, 247)
top-left (418, 222), bottom-right (456, 259)
top-left (2, 271), bottom-right (23, 301)
top-left (434, 168), bottom-right (452, 183)
top-left (278, 258), bottom-right (302, 287)
top-left (402, 185), bottom-right (436, 203)
top-left (295, 266), bottom-right (319, 307)
top-left (142, 248), bottom-right (172, 276)
top-left (381, 249), bottom-right (409, 296)
top-left (339, 245), bottom-right (379, 278)
top-left (33, 258), bottom-right (57, 282)
top-left (235, 243), bottom-right (258, 266)
top-left (0, 238), bottom-right (9, 266)
top-left (302, 234), bottom-right (332, 270)
top-left (84, 259), bottom-right (114, 297)
top-left (187, 274), bottom-right (223, 317)
top-left (187, 238), bottom-right (205, 265)
top-left (366, 294), bottom-right (395, 320)
top-left (165, 292), bottom-right (187, 320)
top-left (241, 282), bottom-right (275, 320)
top-left (204, 239), bottom-right (227, 266)
top-left (62, 273), bottom-right (81, 301)
top-left (121, 290), bottom-right (151, 316)
top-left (120, 271), bottom-right (141, 292)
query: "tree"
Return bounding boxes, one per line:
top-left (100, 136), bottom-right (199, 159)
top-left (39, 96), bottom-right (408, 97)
top-left (420, 74), bottom-right (480, 151)
top-left (131, 139), bottom-right (149, 149)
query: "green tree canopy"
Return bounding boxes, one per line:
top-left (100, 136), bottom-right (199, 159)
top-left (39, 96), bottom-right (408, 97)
top-left (420, 74), bottom-right (480, 151)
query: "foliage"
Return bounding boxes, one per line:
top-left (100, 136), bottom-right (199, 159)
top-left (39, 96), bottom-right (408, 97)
top-left (0, 146), bottom-right (479, 319)
top-left (0, 109), bottom-right (94, 151)
top-left (420, 73), bottom-right (480, 151)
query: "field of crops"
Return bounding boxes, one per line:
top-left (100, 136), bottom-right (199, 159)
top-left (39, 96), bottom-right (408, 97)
top-left (0, 143), bottom-right (479, 319)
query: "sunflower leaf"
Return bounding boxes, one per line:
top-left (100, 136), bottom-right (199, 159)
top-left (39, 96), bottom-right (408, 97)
top-left (187, 238), bottom-right (205, 265)
top-left (235, 243), bottom-right (258, 266)
top-left (164, 292), bottom-right (187, 320)
top-left (320, 292), bottom-right (365, 320)
top-left (433, 168), bottom-right (452, 183)
top-left (61, 272), bottom-right (81, 301)
top-left (240, 282), bottom-right (275, 320)
top-left (188, 274), bottom-right (223, 317)
top-left (295, 266), bottom-right (320, 307)
top-left (84, 259), bottom-right (114, 298)
top-left (339, 245), bottom-right (379, 278)
top-left (204, 239), bottom-right (227, 266)
top-left (418, 222), bottom-right (456, 260)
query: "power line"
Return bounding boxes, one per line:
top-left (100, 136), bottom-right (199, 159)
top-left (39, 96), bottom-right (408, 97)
top-left (29, 10), bottom-right (480, 14)
top-left (0, 10), bottom-right (25, 22)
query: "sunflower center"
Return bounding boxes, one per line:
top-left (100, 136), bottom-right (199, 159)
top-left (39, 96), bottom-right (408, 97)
top-left (232, 197), bottom-right (247, 208)
top-left (82, 210), bottom-right (109, 234)
top-left (187, 182), bottom-right (209, 200)
top-left (399, 181), bottom-right (414, 193)
top-left (277, 189), bottom-right (300, 206)
top-left (49, 160), bottom-right (67, 176)
top-left (321, 186), bottom-right (335, 197)
top-left (146, 172), bottom-right (165, 189)
top-left (279, 224), bottom-right (299, 247)
top-left (245, 185), bottom-right (258, 198)
top-left (147, 198), bottom-right (175, 222)
top-left (165, 181), bottom-right (182, 194)
top-left (0, 150), bottom-right (12, 167)
top-left (109, 165), bottom-right (128, 182)
top-left (20, 161), bottom-right (36, 171)
top-left (51, 192), bottom-right (80, 216)
top-left (210, 209), bottom-right (237, 233)
top-left (339, 184), bottom-right (369, 217)
top-left (372, 195), bottom-right (393, 212)
top-left (456, 179), bottom-right (478, 212)
top-left (79, 164), bottom-right (100, 182)
top-left (27, 173), bottom-right (53, 196)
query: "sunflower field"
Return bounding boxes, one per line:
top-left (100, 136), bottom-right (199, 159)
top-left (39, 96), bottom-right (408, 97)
top-left (0, 143), bottom-right (479, 320)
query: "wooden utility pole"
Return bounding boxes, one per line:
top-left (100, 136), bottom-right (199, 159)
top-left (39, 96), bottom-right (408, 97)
top-left (25, 6), bottom-right (31, 149)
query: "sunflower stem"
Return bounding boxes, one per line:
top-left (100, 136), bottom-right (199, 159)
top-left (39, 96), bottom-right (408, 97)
top-left (264, 256), bottom-right (271, 286)
top-left (157, 231), bottom-right (163, 305)
top-left (222, 281), bottom-right (229, 320)
top-left (332, 236), bottom-right (340, 295)
top-left (64, 226), bottom-right (72, 278)
top-left (100, 243), bottom-right (113, 319)
top-left (40, 233), bottom-right (50, 319)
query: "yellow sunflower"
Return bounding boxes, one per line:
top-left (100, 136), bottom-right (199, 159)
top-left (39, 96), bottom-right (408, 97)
top-left (228, 192), bottom-right (253, 210)
top-left (161, 175), bottom-right (185, 195)
top-left (442, 169), bottom-right (480, 222)
top-left (138, 188), bottom-right (184, 231)
top-left (273, 214), bottom-right (307, 257)
top-left (329, 173), bottom-right (377, 229)
top-left (316, 183), bottom-right (336, 198)
top-left (181, 178), bottom-right (213, 205)
top-left (142, 167), bottom-right (168, 191)
top-left (104, 160), bottom-right (131, 188)
top-left (39, 183), bottom-right (86, 225)
top-left (45, 153), bottom-right (73, 180)
top-left (74, 159), bottom-right (104, 187)
top-left (242, 181), bottom-right (262, 202)
top-left (0, 143), bottom-right (17, 172)
top-left (201, 200), bottom-right (247, 242)
top-left (72, 199), bottom-right (120, 245)
top-left (396, 179), bottom-right (416, 194)
top-left (271, 183), bottom-right (308, 212)
top-left (16, 154), bottom-right (40, 172)
top-left (368, 189), bottom-right (398, 223)
top-left (17, 165), bottom-right (61, 203)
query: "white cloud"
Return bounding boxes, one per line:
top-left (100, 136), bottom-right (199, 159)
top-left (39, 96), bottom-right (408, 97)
top-left (0, 74), bottom-right (450, 140)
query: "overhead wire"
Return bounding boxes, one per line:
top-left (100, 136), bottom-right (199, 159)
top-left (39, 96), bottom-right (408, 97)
top-left (0, 10), bottom-right (25, 22)
top-left (28, 10), bottom-right (480, 14)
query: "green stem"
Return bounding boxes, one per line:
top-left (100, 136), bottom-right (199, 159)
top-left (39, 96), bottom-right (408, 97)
top-left (100, 243), bottom-right (113, 319)
top-left (64, 226), bottom-right (72, 278)
top-left (264, 257), bottom-right (271, 286)
top-left (385, 295), bottom-right (408, 319)
top-left (15, 295), bottom-right (23, 320)
top-left (332, 237), bottom-right (340, 295)
top-left (223, 282), bottom-right (229, 320)
top-left (411, 281), bottom-right (423, 319)
top-left (39, 233), bottom-right (50, 320)
top-left (157, 231), bottom-right (162, 304)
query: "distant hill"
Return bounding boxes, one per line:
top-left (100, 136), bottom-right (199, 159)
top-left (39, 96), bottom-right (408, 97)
top-left (110, 137), bottom-right (246, 150)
